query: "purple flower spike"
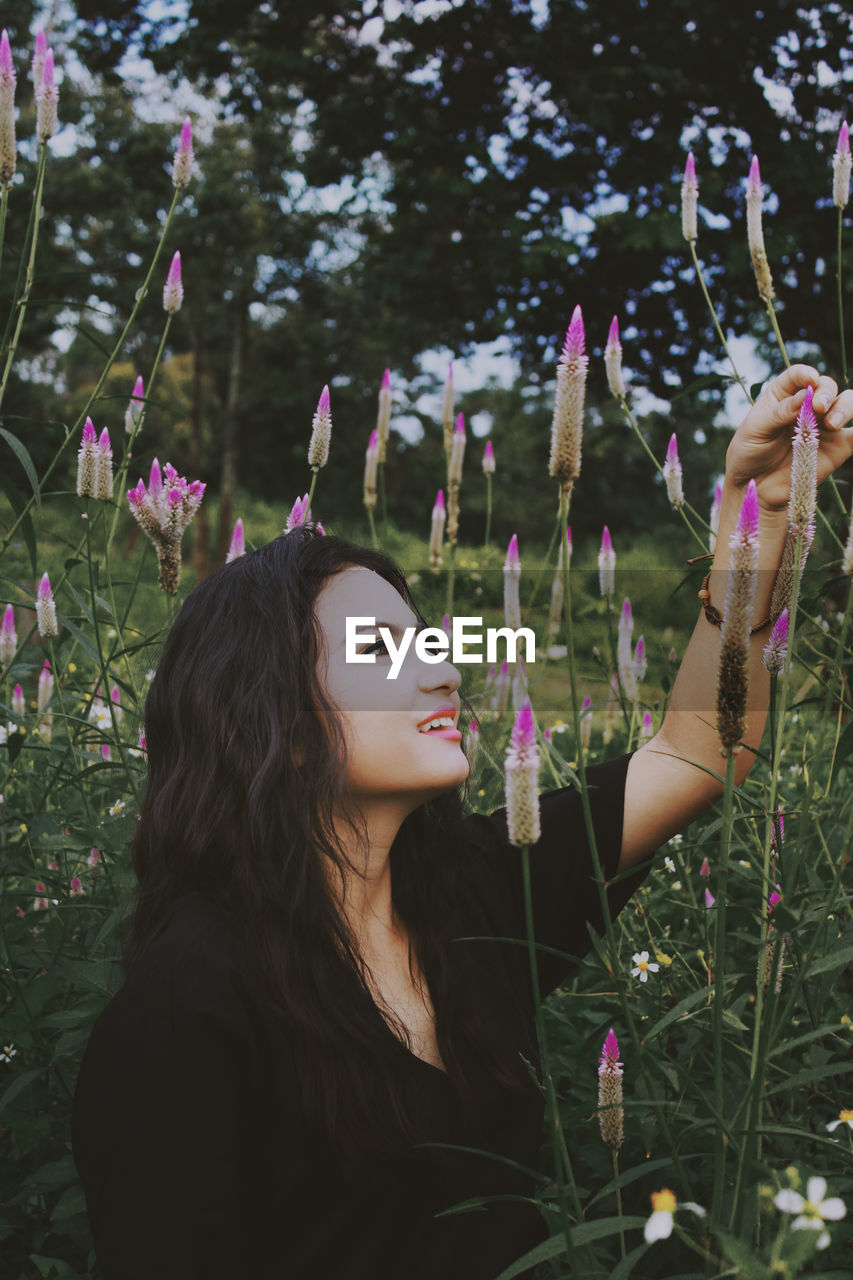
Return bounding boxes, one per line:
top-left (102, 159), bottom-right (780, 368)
top-left (35, 45), bottom-right (58, 142)
top-left (0, 29), bottom-right (12, 77)
top-left (705, 888), bottom-right (715, 908)
top-left (98, 428), bottom-right (111, 452)
top-left (455, 412), bottom-right (465, 436)
top-left (763, 606), bottom-right (789, 676)
top-left (605, 314), bottom-right (625, 398)
top-left (684, 152), bottom-right (696, 185)
top-left (835, 121), bottom-right (851, 208)
top-left (600, 1028), bottom-right (620, 1067)
top-left (308, 383), bottom-right (332, 470)
top-left (736, 479), bottom-right (760, 541)
top-left (607, 314), bottom-right (620, 348)
top-left (172, 115), bottom-right (194, 188)
top-left (82, 418), bottom-right (96, 445)
top-left (0, 602), bottom-right (15, 668)
top-left (226, 517), bottom-right (245, 563)
top-left (506, 533), bottom-right (519, 567)
top-left (599, 525), bottom-right (616, 597)
top-left (602, 525), bottom-right (613, 552)
top-left (482, 439), bottom-right (495, 474)
top-left (318, 384), bottom-right (330, 414)
top-left (681, 151), bottom-right (699, 242)
top-left (511, 699), bottom-right (535, 753)
top-left (564, 304), bottom-right (585, 359)
top-left (839, 122), bottom-right (851, 157)
top-left (434, 489), bottom-right (445, 510)
top-left (748, 154), bottom-right (761, 193)
top-left (797, 385), bottom-right (817, 431)
top-left (36, 572), bottom-right (59, 638)
top-left (382, 368), bottom-right (391, 391)
top-left (149, 458), bottom-right (163, 495)
top-left (163, 250), bottom-right (183, 314)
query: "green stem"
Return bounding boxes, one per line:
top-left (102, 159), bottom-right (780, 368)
top-left (838, 206), bottom-right (848, 389)
top-left (445, 539), bottom-right (457, 618)
top-left (765, 299), bottom-right (790, 369)
top-left (612, 1149), bottom-right (626, 1260)
top-left (616, 395), bottom-right (711, 547)
top-left (484, 473), bottom-right (492, 549)
top-left (0, 180), bottom-right (9, 275)
top-left (0, 187), bottom-right (182, 557)
top-left (366, 505), bottom-right (378, 549)
top-left (520, 842), bottom-right (581, 1273)
top-left (688, 241), bottom-right (754, 406)
top-left (710, 750), bottom-right (737, 1238)
top-left (0, 146), bottom-right (48, 410)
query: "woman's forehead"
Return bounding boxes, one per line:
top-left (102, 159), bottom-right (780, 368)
top-left (316, 567), bottom-right (415, 625)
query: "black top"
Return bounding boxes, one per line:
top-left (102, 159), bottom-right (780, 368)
top-left (72, 752), bottom-right (651, 1280)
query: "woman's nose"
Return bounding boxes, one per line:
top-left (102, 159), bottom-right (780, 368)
top-left (418, 653), bottom-right (462, 695)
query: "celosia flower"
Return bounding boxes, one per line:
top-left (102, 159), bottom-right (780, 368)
top-left (681, 151), bottom-right (698, 243)
top-left (442, 361), bottom-right (455, 455)
top-left (429, 489), bottom-right (445, 569)
top-left (598, 526), bottom-right (615, 598)
top-left (226, 517), bottom-right (245, 563)
top-left (700, 856), bottom-right (711, 879)
top-left (580, 694), bottom-right (592, 751)
top-left (172, 115), bottom-right (193, 189)
top-left (125, 375), bottom-right (145, 434)
top-left (87, 848), bottom-right (101, 869)
top-left (709, 479), bottom-right (723, 553)
top-left (363, 428), bottom-right (379, 510)
top-left (604, 314), bottom-right (625, 400)
top-left (162, 250), bottom-right (183, 314)
top-left (617, 597), bottom-right (636, 700)
top-left (447, 414), bottom-right (466, 541)
top-left (127, 459), bottom-right (206, 595)
top-left (716, 479), bottom-right (760, 754)
top-left (0, 29), bottom-right (17, 186)
top-left (101, 743), bottom-right (110, 761)
top-left (493, 659), bottom-right (510, 721)
top-left (633, 635), bottom-right (646, 683)
top-left (376, 368), bottom-right (392, 465)
top-left (482, 440), bottom-right (495, 474)
top-left (597, 1028), bottom-right (623, 1151)
top-left (788, 385), bottom-right (819, 547)
top-left (503, 533), bottom-right (521, 630)
top-left (308, 384), bottom-right (332, 470)
top-left (746, 155), bottom-right (774, 303)
top-left (762, 607), bottom-right (789, 676)
top-left (12, 683), bottom-right (24, 718)
top-left (631, 950), bottom-right (659, 982)
top-left (774, 1176), bottom-right (846, 1250)
top-left (640, 710), bottom-right (653, 739)
top-left (826, 1109), bottom-right (853, 1134)
top-left (284, 493), bottom-right (313, 531)
top-left (37, 659), bottom-right (52, 715)
top-left (0, 603), bottom-right (16, 667)
top-left (70, 876), bottom-right (84, 897)
top-left (663, 433), bottom-right (684, 510)
top-left (36, 572), bottom-right (58, 638)
top-left (504, 700), bottom-right (541, 846)
top-left (95, 428), bottom-right (113, 500)
top-left (834, 121), bottom-right (851, 210)
top-left (549, 304), bottom-right (588, 495)
top-left (76, 418), bottom-right (97, 498)
top-left (705, 888), bottom-right (715, 908)
top-left (465, 716), bottom-right (479, 773)
top-left (644, 1189), bottom-right (706, 1243)
top-left (35, 45), bottom-right (58, 143)
top-left (31, 29), bottom-right (46, 90)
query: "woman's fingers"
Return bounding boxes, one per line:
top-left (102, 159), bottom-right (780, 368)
top-left (812, 376), bottom-right (840, 416)
top-left (823, 388), bottom-right (853, 429)
top-left (762, 364), bottom-right (819, 403)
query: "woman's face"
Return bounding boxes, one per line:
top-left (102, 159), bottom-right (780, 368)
top-left (314, 567), bottom-right (469, 809)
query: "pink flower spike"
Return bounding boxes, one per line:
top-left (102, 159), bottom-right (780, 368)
top-left (736, 479), bottom-right (760, 541)
top-left (684, 152), bottom-right (696, 185)
top-left (41, 47), bottom-right (54, 90)
top-left (797, 385), bottom-right (817, 431)
top-left (566, 527), bottom-right (572, 553)
top-left (149, 458), bottom-right (162, 494)
top-left (167, 487), bottom-right (182, 507)
top-left (226, 517), bottom-right (245, 563)
top-left (133, 374), bottom-right (144, 399)
top-left (564, 304), bottom-right (585, 359)
top-left (607, 315), bottom-right (620, 348)
top-left (600, 1028), bottom-right (620, 1067)
top-left (163, 250), bottom-right (184, 313)
top-left (748, 154), bottom-right (761, 194)
top-left (506, 533), bottom-right (519, 567)
top-left (434, 489), bottom-right (445, 511)
top-left (382, 368), bottom-right (391, 391)
top-left (601, 525), bottom-right (613, 552)
top-left (70, 876), bottom-right (84, 896)
top-left (82, 417), bottom-right (97, 445)
top-left (98, 428), bottom-right (111, 453)
top-left (767, 885), bottom-right (782, 914)
top-left (368, 428), bottom-right (379, 450)
top-left (0, 30), bottom-right (13, 78)
top-left (38, 573), bottom-right (51, 601)
top-left (705, 889), bottom-right (715, 908)
top-left (454, 412), bottom-right (465, 436)
top-left (172, 115), bottom-right (194, 188)
top-left (101, 743), bottom-right (110, 761)
top-left (34, 30), bottom-right (46, 58)
top-left (317, 384), bottom-right (331, 415)
top-left (666, 433), bottom-right (679, 467)
top-left (700, 856), bottom-right (711, 878)
top-left (511, 699), bottom-right (535, 752)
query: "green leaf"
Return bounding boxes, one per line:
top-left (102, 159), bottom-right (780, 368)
top-left (715, 1229), bottom-right (772, 1278)
top-left (0, 1066), bottom-right (44, 1117)
top-left (493, 1217), bottom-right (648, 1279)
top-left (0, 426), bottom-right (41, 511)
top-left (644, 984), bottom-right (710, 1041)
top-left (0, 470), bottom-right (37, 574)
top-left (806, 943), bottom-right (853, 977)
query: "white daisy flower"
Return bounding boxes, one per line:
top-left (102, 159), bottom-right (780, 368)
top-left (109, 799), bottom-right (126, 816)
top-left (631, 951), bottom-right (660, 983)
top-left (826, 1109), bottom-right (853, 1134)
top-left (643, 1189), bottom-right (705, 1244)
top-left (664, 856), bottom-right (676, 873)
top-left (774, 1176), bottom-right (846, 1250)
top-left (0, 1044), bottom-right (17, 1062)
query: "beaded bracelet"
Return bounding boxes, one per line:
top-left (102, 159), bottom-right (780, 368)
top-left (697, 571), bottom-right (774, 635)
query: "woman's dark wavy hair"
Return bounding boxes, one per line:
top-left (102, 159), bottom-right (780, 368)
top-left (125, 527), bottom-right (531, 1170)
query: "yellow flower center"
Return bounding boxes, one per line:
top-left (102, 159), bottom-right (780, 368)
top-left (651, 1189), bottom-right (677, 1214)
top-left (839, 1109), bottom-right (853, 1123)
top-left (637, 959), bottom-right (649, 971)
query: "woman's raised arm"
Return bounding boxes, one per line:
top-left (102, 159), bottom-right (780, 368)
top-left (618, 365), bottom-right (853, 873)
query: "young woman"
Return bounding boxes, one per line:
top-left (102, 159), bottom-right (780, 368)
top-left (72, 366), bottom-right (853, 1278)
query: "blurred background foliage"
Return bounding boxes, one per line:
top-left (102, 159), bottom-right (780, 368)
top-left (1, 0), bottom-right (851, 558)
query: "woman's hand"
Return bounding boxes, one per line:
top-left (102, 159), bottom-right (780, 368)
top-left (725, 364), bottom-right (853, 514)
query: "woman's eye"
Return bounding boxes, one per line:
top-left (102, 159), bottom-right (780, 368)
top-left (364, 639), bottom-right (390, 656)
